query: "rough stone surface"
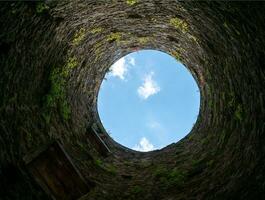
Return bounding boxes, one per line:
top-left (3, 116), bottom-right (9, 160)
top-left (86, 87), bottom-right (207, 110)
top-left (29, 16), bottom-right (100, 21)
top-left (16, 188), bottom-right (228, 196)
top-left (0, 1), bottom-right (264, 200)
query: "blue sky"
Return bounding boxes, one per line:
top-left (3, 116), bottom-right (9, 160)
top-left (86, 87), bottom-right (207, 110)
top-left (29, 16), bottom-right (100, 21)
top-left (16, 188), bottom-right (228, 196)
top-left (97, 50), bottom-right (200, 152)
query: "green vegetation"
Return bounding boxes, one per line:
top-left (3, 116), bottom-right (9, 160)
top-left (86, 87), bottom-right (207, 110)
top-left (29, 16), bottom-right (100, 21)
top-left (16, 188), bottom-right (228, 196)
top-left (138, 37), bottom-right (149, 45)
top-left (44, 56), bottom-right (78, 123)
top-left (139, 159), bottom-right (152, 168)
top-left (201, 137), bottom-right (209, 145)
top-left (64, 56), bottom-right (78, 73)
top-left (207, 159), bottom-right (214, 167)
top-left (90, 27), bottom-right (104, 34)
top-left (235, 104), bottom-right (243, 121)
top-left (36, 2), bottom-right (49, 14)
top-left (105, 164), bottom-right (117, 175)
top-left (130, 185), bottom-right (143, 195)
top-left (191, 159), bottom-right (201, 167)
top-left (126, 185), bottom-right (144, 200)
top-left (94, 158), bottom-right (117, 175)
top-left (154, 166), bottom-right (186, 189)
top-left (228, 92), bottom-right (235, 107)
top-left (93, 42), bottom-right (104, 62)
top-left (72, 28), bottom-right (86, 46)
top-left (106, 32), bottom-right (122, 42)
top-left (169, 17), bottom-right (188, 33)
top-left (94, 158), bottom-right (103, 167)
top-left (223, 21), bottom-right (229, 30)
top-left (170, 50), bottom-right (181, 61)
top-left (126, 0), bottom-right (138, 6)
top-left (77, 141), bottom-right (90, 154)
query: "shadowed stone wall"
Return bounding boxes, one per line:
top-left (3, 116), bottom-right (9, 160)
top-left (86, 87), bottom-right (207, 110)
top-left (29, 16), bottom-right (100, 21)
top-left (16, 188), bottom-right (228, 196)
top-left (0, 1), bottom-right (264, 199)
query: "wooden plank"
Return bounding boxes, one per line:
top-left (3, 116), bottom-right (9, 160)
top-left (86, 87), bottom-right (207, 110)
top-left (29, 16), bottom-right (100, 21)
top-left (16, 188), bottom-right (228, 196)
top-left (24, 141), bottom-right (94, 200)
top-left (86, 126), bottom-right (111, 157)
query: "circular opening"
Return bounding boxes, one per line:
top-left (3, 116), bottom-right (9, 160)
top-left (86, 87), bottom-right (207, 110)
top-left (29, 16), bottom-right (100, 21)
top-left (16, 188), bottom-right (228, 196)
top-left (97, 50), bottom-right (200, 152)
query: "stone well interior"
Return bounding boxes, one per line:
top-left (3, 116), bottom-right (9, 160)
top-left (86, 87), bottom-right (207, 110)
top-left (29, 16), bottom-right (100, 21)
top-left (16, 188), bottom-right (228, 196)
top-left (0, 1), bottom-right (264, 200)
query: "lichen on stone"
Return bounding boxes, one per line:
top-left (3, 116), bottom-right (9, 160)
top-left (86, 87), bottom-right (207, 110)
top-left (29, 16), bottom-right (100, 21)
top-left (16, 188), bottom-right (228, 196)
top-left (72, 28), bottom-right (86, 46)
top-left (188, 34), bottom-right (198, 44)
top-left (106, 32), bottom-right (122, 42)
top-left (93, 42), bottom-right (104, 62)
top-left (170, 50), bottom-right (181, 61)
top-left (138, 37), bottom-right (149, 45)
top-left (169, 17), bottom-right (188, 33)
top-left (126, 0), bottom-right (138, 6)
top-left (90, 27), bottom-right (104, 34)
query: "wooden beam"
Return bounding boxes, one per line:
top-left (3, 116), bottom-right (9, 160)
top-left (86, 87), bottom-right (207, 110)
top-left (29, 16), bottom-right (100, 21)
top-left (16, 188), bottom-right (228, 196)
top-left (86, 126), bottom-right (111, 157)
top-left (24, 141), bottom-right (94, 200)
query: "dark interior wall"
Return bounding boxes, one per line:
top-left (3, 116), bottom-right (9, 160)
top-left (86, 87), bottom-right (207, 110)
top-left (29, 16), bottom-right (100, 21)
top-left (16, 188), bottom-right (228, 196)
top-left (0, 1), bottom-right (264, 200)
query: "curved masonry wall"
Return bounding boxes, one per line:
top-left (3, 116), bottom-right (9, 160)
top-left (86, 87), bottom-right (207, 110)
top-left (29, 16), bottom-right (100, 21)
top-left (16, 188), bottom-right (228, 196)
top-left (0, 1), bottom-right (264, 199)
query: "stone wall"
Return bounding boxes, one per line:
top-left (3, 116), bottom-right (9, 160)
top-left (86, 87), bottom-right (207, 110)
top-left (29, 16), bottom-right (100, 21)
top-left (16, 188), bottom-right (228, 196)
top-left (0, 1), bottom-right (264, 199)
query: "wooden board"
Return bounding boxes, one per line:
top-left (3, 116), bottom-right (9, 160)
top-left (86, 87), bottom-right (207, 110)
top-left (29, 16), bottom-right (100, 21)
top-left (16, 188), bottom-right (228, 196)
top-left (24, 141), bottom-right (94, 200)
top-left (86, 126), bottom-right (111, 157)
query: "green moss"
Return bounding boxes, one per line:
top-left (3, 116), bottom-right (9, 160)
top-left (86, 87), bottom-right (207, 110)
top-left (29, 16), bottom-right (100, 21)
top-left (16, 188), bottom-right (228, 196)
top-left (167, 169), bottom-right (186, 186)
top-left (72, 28), bottom-right (86, 46)
top-left (228, 92), bottom-right (235, 107)
top-left (65, 56), bottom-right (78, 71)
top-left (139, 160), bottom-right (152, 168)
top-left (154, 166), bottom-right (168, 177)
top-left (46, 67), bottom-right (70, 120)
top-left (105, 164), bottom-right (117, 175)
top-left (94, 159), bottom-right (103, 167)
top-left (77, 141), bottom-right (86, 152)
top-left (94, 159), bottom-right (117, 175)
top-left (138, 37), bottom-right (149, 45)
top-left (234, 28), bottom-right (241, 35)
top-left (223, 21), bottom-right (229, 30)
top-left (46, 68), bottom-right (65, 108)
top-left (60, 100), bottom-right (71, 120)
top-left (93, 42), bottom-right (104, 62)
top-left (90, 27), bottom-right (103, 34)
top-left (126, 0), bottom-right (138, 6)
top-left (154, 166), bottom-right (186, 189)
top-left (170, 50), bottom-right (181, 61)
top-left (169, 17), bottom-right (188, 33)
top-left (106, 32), bottom-right (122, 42)
top-left (207, 160), bottom-right (214, 167)
top-left (42, 112), bottom-right (51, 124)
top-left (130, 185), bottom-right (143, 195)
top-left (235, 104), bottom-right (243, 121)
top-left (191, 159), bottom-right (201, 166)
top-left (44, 56), bottom-right (78, 122)
top-left (36, 2), bottom-right (49, 14)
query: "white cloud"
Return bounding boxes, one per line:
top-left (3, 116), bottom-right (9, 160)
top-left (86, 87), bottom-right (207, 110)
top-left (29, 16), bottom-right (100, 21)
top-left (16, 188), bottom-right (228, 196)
top-left (128, 56), bottom-right (135, 66)
top-left (137, 72), bottom-right (160, 99)
top-left (133, 137), bottom-right (155, 152)
top-left (109, 57), bottom-right (127, 80)
top-left (109, 56), bottom-right (135, 80)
